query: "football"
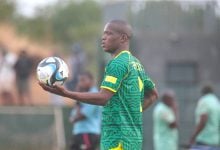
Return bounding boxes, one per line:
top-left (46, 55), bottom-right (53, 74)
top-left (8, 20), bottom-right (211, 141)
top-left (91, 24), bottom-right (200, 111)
top-left (37, 57), bottom-right (69, 86)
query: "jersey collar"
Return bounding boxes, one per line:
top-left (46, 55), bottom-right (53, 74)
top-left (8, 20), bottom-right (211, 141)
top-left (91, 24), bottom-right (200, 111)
top-left (114, 50), bottom-right (130, 59)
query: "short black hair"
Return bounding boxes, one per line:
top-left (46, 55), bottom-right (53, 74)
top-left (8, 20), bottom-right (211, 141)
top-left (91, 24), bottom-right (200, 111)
top-left (79, 71), bottom-right (94, 80)
top-left (109, 19), bottom-right (132, 39)
top-left (201, 85), bottom-right (214, 95)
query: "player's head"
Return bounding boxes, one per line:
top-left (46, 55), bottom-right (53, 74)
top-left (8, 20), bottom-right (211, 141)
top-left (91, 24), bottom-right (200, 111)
top-left (102, 20), bottom-right (132, 53)
top-left (161, 89), bottom-right (175, 106)
top-left (77, 71), bottom-right (94, 92)
top-left (201, 85), bottom-right (213, 96)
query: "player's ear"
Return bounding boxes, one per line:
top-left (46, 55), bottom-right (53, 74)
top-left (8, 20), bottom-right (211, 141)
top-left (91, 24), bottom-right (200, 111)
top-left (120, 33), bottom-right (128, 42)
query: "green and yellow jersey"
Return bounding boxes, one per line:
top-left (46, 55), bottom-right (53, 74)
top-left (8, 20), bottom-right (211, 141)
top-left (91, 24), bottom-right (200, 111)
top-left (100, 50), bottom-right (155, 150)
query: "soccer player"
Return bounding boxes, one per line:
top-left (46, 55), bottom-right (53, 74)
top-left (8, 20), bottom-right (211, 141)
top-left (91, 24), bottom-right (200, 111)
top-left (40, 20), bottom-right (158, 150)
top-left (189, 85), bottom-right (220, 149)
top-left (153, 90), bottom-right (178, 150)
top-left (69, 72), bottom-right (102, 150)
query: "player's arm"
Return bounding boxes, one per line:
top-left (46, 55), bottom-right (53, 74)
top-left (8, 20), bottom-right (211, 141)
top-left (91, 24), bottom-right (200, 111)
top-left (142, 72), bottom-right (158, 111)
top-left (40, 58), bottom-right (126, 105)
top-left (189, 114), bottom-right (208, 145)
top-left (143, 88), bottom-right (158, 110)
top-left (39, 82), bottom-right (114, 106)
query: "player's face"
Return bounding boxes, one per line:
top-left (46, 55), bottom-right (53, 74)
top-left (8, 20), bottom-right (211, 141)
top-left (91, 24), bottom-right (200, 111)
top-left (78, 75), bottom-right (92, 91)
top-left (102, 23), bottom-right (121, 53)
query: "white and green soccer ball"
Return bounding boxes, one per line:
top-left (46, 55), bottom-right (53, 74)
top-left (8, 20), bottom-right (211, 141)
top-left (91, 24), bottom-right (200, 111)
top-left (37, 57), bottom-right (69, 86)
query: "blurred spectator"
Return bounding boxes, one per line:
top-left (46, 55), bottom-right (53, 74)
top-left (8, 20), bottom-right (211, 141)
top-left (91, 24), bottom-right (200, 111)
top-left (69, 72), bottom-right (102, 150)
top-left (153, 89), bottom-right (179, 150)
top-left (14, 50), bottom-right (33, 105)
top-left (0, 45), bottom-right (17, 105)
top-left (189, 85), bottom-right (220, 149)
top-left (66, 43), bottom-right (85, 91)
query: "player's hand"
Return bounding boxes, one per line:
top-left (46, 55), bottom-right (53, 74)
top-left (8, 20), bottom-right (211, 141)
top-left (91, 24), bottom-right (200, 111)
top-left (39, 82), bottom-right (67, 97)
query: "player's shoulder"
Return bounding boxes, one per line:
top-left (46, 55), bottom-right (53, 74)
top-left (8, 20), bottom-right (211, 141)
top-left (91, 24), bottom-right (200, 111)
top-left (114, 51), bottom-right (130, 62)
top-left (108, 51), bottom-right (130, 68)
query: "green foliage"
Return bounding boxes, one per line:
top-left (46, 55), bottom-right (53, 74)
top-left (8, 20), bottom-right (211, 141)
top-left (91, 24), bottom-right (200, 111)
top-left (11, 0), bottom-right (102, 74)
top-left (51, 0), bottom-right (101, 45)
top-left (15, 14), bottom-right (51, 42)
top-left (14, 0), bottom-right (102, 48)
top-left (47, 0), bottom-right (102, 72)
top-left (0, 0), bottom-right (15, 22)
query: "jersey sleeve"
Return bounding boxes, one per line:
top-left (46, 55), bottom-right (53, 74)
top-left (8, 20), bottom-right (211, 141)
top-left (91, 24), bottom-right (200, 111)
top-left (101, 60), bottom-right (128, 93)
top-left (143, 74), bottom-right (155, 92)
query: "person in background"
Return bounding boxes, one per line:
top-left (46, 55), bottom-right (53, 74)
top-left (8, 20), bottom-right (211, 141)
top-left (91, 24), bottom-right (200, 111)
top-left (189, 85), bottom-right (220, 150)
top-left (69, 72), bottom-right (102, 150)
top-left (0, 45), bottom-right (17, 105)
top-left (153, 89), bottom-right (179, 150)
top-left (66, 44), bottom-right (85, 91)
top-left (14, 49), bottom-right (33, 105)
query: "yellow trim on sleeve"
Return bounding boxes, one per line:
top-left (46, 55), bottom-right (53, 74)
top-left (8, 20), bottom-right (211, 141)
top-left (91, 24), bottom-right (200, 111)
top-left (105, 75), bottom-right (117, 84)
top-left (100, 86), bottom-right (116, 93)
top-left (110, 143), bottom-right (123, 150)
top-left (138, 76), bottom-right (143, 92)
top-left (140, 103), bottom-right (143, 112)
